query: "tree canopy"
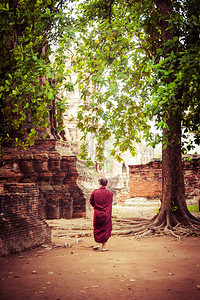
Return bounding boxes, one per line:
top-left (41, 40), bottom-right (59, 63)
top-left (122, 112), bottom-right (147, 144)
top-left (73, 0), bottom-right (200, 236)
top-left (73, 0), bottom-right (200, 163)
top-left (0, 0), bottom-right (199, 236)
top-left (0, 0), bottom-right (74, 150)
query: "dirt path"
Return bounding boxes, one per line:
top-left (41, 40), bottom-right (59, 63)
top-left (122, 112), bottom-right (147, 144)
top-left (0, 206), bottom-right (200, 300)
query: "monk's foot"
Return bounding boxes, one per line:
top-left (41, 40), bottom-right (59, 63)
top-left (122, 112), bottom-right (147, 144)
top-left (93, 244), bottom-right (100, 250)
top-left (102, 248), bottom-right (109, 252)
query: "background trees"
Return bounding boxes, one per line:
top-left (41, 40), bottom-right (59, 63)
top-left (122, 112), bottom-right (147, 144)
top-left (74, 0), bottom-right (200, 235)
top-left (0, 0), bottom-right (199, 236)
top-left (0, 0), bottom-right (73, 149)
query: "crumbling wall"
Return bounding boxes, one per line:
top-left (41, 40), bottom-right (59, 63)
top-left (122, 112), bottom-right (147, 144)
top-left (0, 140), bottom-right (86, 255)
top-left (0, 183), bottom-right (51, 256)
top-left (0, 140), bottom-right (86, 218)
top-left (129, 160), bottom-right (162, 199)
top-left (129, 156), bottom-right (200, 204)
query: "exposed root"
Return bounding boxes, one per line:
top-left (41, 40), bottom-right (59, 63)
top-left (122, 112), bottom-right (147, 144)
top-left (163, 228), bottom-right (181, 241)
top-left (114, 215), bottom-right (200, 240)
top-left (131, 229), bottom-right (153, 239)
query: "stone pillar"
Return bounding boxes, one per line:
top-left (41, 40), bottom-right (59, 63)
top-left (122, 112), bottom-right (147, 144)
top-left (0, 154), bottom-right (22, 183)
top-left (60, 157), bottom-right (74, 218)
top-left (48, 153), bottom-right (72, 219)
top-left (61, 156), bottom-right (86, 218)
top-left (33, 154), bottom-right (59, 219)
top-left (19, 154), bottom-right (37, 183)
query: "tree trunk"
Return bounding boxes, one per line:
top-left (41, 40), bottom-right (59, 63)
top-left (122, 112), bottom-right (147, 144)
top-left (153, 0), bottom-right (199, 228)
top-left (154, 109), bottom-right (184, 227)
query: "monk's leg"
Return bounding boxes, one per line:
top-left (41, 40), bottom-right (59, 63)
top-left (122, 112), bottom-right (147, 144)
top-left (102, 242), bottom-right (109, 251)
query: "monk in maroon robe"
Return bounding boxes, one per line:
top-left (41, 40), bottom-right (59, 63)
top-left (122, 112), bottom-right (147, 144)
top-left (89, 178), bottom-right (113, 251)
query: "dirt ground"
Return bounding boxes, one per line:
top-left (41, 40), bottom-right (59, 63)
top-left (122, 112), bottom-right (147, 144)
top-left (0, 205), bottom-right (200, 300)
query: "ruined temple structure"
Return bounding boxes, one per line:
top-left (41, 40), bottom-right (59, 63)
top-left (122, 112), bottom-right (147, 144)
top-left (129, 155), bottom-right (200, 204)
top-left (0, 139), bottom-right (86, 255)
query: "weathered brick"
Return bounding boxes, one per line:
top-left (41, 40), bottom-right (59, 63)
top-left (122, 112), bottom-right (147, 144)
top-left (0, 141), bottom-right (86, 255)
top-left (129, 157), bottom-right (200, 203)
top-left (0, 183), bottom-right (51, 256)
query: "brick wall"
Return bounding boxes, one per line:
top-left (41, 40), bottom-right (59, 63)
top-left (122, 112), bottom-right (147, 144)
top-left (129, 161), bottom-right (162, 199)
top-left (1, 141), bottom-right (86, 219)
top-left (129, 157), bottom-right (200, 203)
top-left (0, 140), bottom-right (86, 255)
top-left (0, 183), bottom-right (51, 256)
top-left (184, 157), bottom-right (200, 203)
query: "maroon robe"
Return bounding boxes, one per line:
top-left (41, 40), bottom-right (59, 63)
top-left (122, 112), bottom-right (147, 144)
top-left (89, 186), bottom-right (113, 243)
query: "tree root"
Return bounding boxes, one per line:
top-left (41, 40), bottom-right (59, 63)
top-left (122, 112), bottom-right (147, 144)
top-left (114, 216), bottom-right (200, 240)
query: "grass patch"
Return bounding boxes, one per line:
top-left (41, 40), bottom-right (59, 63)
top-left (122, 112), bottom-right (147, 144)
top-left (187, 204), bottom-right (199, 212)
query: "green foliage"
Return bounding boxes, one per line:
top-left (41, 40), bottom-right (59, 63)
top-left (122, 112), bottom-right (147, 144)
top-left (187, 204), bottom-right (199, 213)
top-left (73, 0), bottom-right (200, 164)
top-left (0, 0), bottom-right (74, 149)
top-left (171, 201), bottom-right (178, 213)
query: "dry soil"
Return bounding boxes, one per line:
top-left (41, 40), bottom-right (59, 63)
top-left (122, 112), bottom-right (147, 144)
top-left (0, 205), bottom-right (200, 300)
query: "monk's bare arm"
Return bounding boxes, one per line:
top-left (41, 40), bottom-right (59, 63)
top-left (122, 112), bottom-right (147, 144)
top-left (89, 190), bottom-right (95, 207)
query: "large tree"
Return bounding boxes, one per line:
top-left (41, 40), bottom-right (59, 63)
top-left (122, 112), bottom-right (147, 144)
top-left (0, 0), bottom-right (74, 150)
top-left (73, 0), bottom-right (200, 236)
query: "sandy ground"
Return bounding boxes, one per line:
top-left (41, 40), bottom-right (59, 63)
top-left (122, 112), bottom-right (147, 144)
top-left (0, 205), bottom-right (200, 300)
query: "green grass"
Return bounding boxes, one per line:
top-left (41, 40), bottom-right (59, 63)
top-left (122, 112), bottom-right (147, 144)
top-left (187, 204), bottom-right (199, 212)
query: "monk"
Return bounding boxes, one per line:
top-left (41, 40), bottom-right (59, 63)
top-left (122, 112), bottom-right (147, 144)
top-left (89, 178), bottom-right (113, 251)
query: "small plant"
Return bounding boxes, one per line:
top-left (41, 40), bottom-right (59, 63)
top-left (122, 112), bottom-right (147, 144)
top-left (155, 208), bottom-right (160, 215)
top-left (171, 201), bottom-right (178, 212)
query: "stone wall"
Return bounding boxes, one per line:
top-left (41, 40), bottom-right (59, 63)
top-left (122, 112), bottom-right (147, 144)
top-left (129, 156), bottom-right (200, 203)
top-left (0, 140), bottom-right (86, 255)
top-left (0, 183), bottom-right (51, 256)
top-left (129, 160), bottom-right (162, 199)
top-left (0, 140), bottom-right (86, 218)
top-left (184, 157), bottom-right (200, 203)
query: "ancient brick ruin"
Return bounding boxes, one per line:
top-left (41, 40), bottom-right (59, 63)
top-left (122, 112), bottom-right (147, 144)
top-left (129, 156), bottom-right (200, 204)
top-left (0, 140), bottom-right (86, 255)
